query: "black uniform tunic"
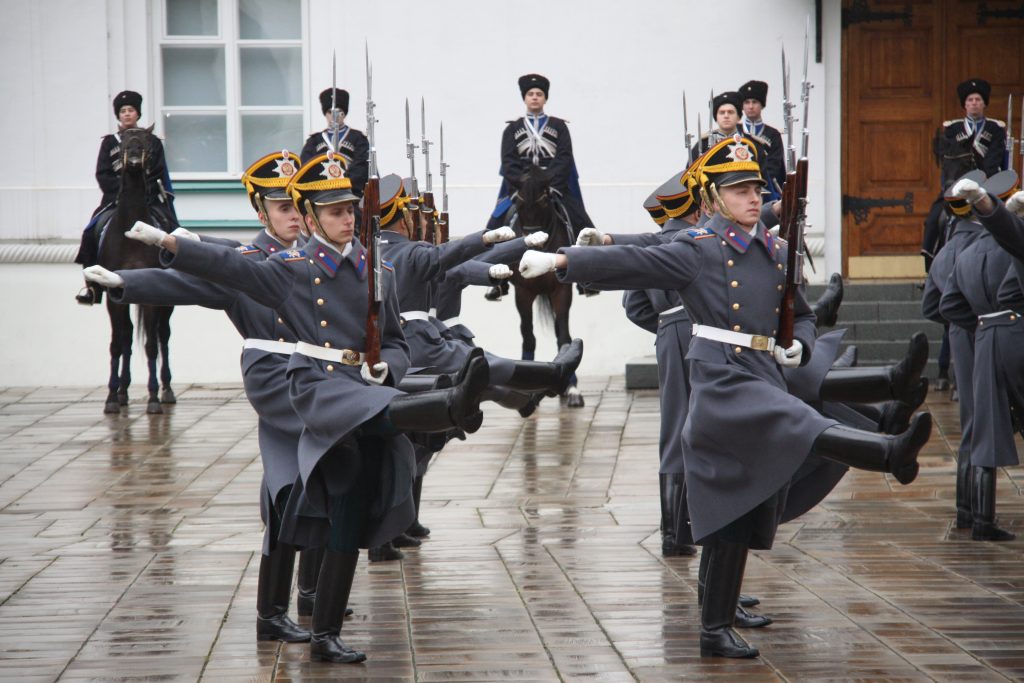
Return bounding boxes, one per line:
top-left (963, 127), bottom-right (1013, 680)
top-left (299, 127), bottom-right (370, 197)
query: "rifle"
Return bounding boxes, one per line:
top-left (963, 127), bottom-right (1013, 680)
top-left (781, 45), bottom-right (796, 173)
top-left (1019, 94), bottom-right (1024, 178)
top-left (1007, 94), bottom-right (1016, 175)
top-left (329, 51), bottom-right (341, 156)
top-left (404, 99), bottom-right (421, 239)
top-left (420, 98), bottom-right (438, 245)
top-left (362, 45), bottom-right (383, 372)
top-left (438, 122), bottom-right (450, 244)
top-left (777, 157), bottom-right (808, 349)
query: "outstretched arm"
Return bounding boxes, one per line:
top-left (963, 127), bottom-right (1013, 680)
top-left (109, 267), bottom-right (237, 309)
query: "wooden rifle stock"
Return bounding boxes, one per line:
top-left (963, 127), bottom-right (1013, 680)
top-left (777, 158), bottom-right (808, 349)
top-left (438, 209), bottom-right (449, 244)
top-left (362, 175), bottom-right (382, 369)
top-left (420, 191), bottom-right (437, 244)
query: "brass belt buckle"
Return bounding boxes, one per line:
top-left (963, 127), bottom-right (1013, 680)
top-left (341, 349), bottom-right (361, 365)
top-left (750, 335), bottom-right (770, 351)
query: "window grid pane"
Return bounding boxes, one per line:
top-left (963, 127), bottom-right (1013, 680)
top-left (241, 113), bottom-right (304, 167)
top-left (238, 0), bottom-right (301, 39)
top-left (239, 47), bottom-right (302, 106)
top-left (166, 0), bottom-right (218, 36)
top-left (163, 46), bottom-right (226, 106)
top-left (164, 113), bottom-right (228, 172)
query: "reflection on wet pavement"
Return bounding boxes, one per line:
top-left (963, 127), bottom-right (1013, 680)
top-left (0, 379), bottom-right (1021, 681)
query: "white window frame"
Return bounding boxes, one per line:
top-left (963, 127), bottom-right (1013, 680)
top-left (153, 0), bottom-right (308, 180)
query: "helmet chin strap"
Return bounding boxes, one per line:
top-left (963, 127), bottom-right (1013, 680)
top-left (706, 184), bottom-right (736, 223)
top-left (253, 193), bottom-right (281, 240)
top-left (304, 199), bottom-right (348, 250)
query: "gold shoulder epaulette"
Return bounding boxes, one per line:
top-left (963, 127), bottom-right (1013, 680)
top-left (991, 118), bottom-right (1005, 127)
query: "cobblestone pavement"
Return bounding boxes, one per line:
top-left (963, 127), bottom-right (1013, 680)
top-left (0, 379), bottom-right (1022, 682)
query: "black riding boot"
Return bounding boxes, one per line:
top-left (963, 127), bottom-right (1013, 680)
top-left (877, 380), bottom-right (929, 434)
top-left (812, 272), bottom-right (844, 328)
top-left (971, 467), bottom-right (1015, 541)
top-left (483, 387), bottom-right (543, 418)
top-left (811, 413), bottom-right (931, 485)
top-left (660, 474), bottom-right (696, 557)
top-left (76, 281), bottom-right (103, 306)
top-left (367, 541), bottom-right (404, 562)
top-left (396, 373), bottom-right (452, 393)
top-left (256, 544), bottom-right (311, 642)
top-left (821, 334), bottom-right (928, 405)
top-left (407, 475), bottom-right (430, 538)
top-left (697, 544), bottom-right (759, 608)
top-left (955, 457), bottom-right (973, 530)
top-left (386, 348), bottom-right (489, 434)
top-left (309, 550), bottom-right (366, 663)
top-left (485, 280), bottom-right (510, 301)
top-left (297, 546), bottom-right (324, 617)
top-left (700, 540), bottom-right (759, 658)
top-left (504, 338), bottom-right (584, 397)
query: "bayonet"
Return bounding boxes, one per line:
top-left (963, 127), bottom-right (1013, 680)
top-left (781, 45), bottom-right (796, 172)
top-left (361, 43), bottom-right (383, 377)
top-left (696, 113), bottom-right (702, 158)
top-left (438, 122), bottom-right (449, 243)
top-left (365, 43), bottom-right (378, 182)
top-left (683, 91), bottom-right (693, 162)
top-left (405, 98), bottom-right (419, 198)
top-left (708, 88), bottom-right (715, 146)
top-left (1007, 94), bottom-right (1015, 175)
top-left (329, 50), bottom-right (340, 157)
top-left (799, 16), bottom-right (813, 159)
top-left (421, 97), bottom-right (432, 194)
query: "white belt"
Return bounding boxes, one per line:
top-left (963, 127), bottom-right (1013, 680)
top-left (978, 310), bottom-right (1020, 323)
top-left (662, 305), bottom-right (686, 315)
top-left (443, 316), bottom-right (461, 327)
top-left (691, 323), bottom-right (776, 352)
top-left (242, 338), bottom-right (295, 355)
top-left (294, 341), bottom-right (365, 366)
top-left (400, 310), bottom-right (430, 321)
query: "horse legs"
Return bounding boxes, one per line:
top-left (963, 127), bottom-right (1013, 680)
top-left (549, 284), bottom-right (584, 408)
top-left (142, 306), bottom-right (163, 414)
top-left (105, 303), bottom-right (125, 413)
top-left (157, 306), bottom-right (176, 404)
top-left (515, 286), bottom-right (537, 361)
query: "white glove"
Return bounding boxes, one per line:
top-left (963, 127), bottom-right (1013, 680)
top-left (518, 250), bottom-right (557, 279)
top-left (1006, 190), bottom-right (1024, 217)
top-left (483, 227), bottom-right (516, 245)
top-left (360, 361), bottom-right (389, 385)
top-left (125, 220), bottom-right (169, 246)
top-left (170, 227), bottom-right (200, 242)
top-left (950, 178), bottom-right (986, 205)
top-left (575, 227), bottom-right (606, 247)
top-left (82, 265), bottom-right (124, 288)
top-left (488, 263), bottom-right (513, 280)
top-left (524, 231), bottom-right (549, 248)
top-left (773, 340), bottom-right (803, 368)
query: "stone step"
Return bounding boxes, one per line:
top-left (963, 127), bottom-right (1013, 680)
top-left (834, 300), bottom-right (926, 322)
top-left (836, 320), bottom-right (945, 342)
top-left (806, 281), bottom-right (925, 303)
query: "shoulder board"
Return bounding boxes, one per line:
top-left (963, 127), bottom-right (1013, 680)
top-left (235, 243), bottom-right (260, 255)
top-left (700, 131), bottom-right (711, 139)
top-left (281, 248), bottom-right (307, 262)
top-left (775, 236), bottom-right (788, 246)
top-left (990, 118), bottom-right (1005, 127)
top-left (382, 259), bottom-right (394, 272)
top-left (943, 118), bottom-right (963, 127)
top-left (685, 227), bottom-right (715, 240)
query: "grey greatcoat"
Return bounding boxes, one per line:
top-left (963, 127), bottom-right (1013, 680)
top-left (163, 234), bottom-right (416, 548)
top-left (939, 230), bottom-right (1021, 468)
top-left (621, 218), bottom-right (690, 477)
top-left (556, 213), bottom-right (835, 547)
top-left (111, 229), bottom-right (305, 554)
top-left (947, 198), bottom-right (1024, 453)
top-left (922, 218), bottom-right (984, 469)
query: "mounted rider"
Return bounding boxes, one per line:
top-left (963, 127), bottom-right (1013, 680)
top-left (75, 90), bottom-right (178, 304)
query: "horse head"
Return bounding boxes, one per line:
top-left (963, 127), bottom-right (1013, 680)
top-left (512, 167), bottom-right (555, 233)
top-left (120, 125), bottom-right (154, 174)
top-left (932, 127), bottom-right (976, 188)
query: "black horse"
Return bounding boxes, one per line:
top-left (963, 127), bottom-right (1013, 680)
top-left (509, 168), bottom-right (584, 408)
top-left (922, 129), bottom-right (978, 268)
top-left (96, 126), bottom-right (176, 414)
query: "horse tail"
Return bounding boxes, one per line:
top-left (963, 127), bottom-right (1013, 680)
top-left (136, 304), bottom-right (147, 347)
top-left (535, 293), bottom-right (554, 332)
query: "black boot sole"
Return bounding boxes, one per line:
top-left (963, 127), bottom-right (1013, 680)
top-left (889, 412), bottom-right (932, 485)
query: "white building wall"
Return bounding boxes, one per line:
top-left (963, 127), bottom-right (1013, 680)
top-left (0, 0), bottom-right (842, 386)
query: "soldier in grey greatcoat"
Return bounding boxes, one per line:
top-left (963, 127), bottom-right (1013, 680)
top-left (85, 151), bottom-right (315, 644)
top-left (520, 136), bottom-right (932, 659)
top-left (921, 171), bottom-right (988, 530)
top-left (122, 154), bottom-right (491, 665)
top-left (941, 170), bottom-right (1022, 541)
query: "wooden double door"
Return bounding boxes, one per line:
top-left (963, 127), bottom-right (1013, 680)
top-left (842, 0), bottom-right (1024, 274)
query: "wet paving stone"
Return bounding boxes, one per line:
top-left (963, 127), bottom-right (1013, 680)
top-left (0, 379), bottom-right (1021, 681)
